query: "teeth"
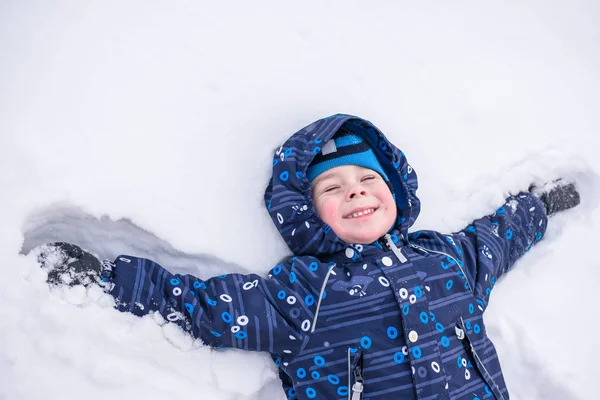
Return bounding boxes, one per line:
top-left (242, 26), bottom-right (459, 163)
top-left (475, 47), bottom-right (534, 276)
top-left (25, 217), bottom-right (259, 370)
top-left (349, 208), bottom-right (375, 218)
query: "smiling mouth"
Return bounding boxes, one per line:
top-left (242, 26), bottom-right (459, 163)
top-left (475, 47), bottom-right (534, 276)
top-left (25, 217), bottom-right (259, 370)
top-left (344, 207), bottom-right (378, 219)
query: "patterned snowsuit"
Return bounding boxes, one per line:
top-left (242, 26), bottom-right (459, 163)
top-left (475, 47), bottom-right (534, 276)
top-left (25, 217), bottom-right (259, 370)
top-left (105, 114), bottom-right (548, 399)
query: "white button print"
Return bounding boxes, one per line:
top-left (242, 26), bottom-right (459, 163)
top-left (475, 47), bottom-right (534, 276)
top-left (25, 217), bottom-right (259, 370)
top-left (409, 330), bottom-right (419, 343)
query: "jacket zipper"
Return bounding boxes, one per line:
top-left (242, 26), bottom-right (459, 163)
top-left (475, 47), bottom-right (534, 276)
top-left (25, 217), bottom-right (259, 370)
top-left (310, 263), bottom-right (336, 333)
top-left (382, 233), bottom-right (407, 263)
top-left (457, 317), bottom-right (506, 400)
top-left (351, 366), bottom-right (364, 400)
top-left (408, 242), bottom-right (473, 293)
top-left (348, 349), bottom-right (364, 400)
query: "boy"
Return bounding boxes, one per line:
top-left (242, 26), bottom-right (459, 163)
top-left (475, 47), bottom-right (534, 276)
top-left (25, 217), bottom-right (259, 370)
top-left (38, 114), bottom-right (580, 399)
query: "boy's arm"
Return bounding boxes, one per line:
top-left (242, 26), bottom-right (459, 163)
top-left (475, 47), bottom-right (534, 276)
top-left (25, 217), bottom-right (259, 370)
top-left (441, 192), bottom-right (548, 308)
top-left (428, 181), bottom-right (578, 308)
top-left (104, 256), bottom-right (312, 359)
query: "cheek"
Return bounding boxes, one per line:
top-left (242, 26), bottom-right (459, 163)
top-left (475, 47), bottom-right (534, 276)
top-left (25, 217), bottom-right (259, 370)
top-left (315, 198), bottom-right (340, 224)
top-left (376, 187), bottom-right (397, 213)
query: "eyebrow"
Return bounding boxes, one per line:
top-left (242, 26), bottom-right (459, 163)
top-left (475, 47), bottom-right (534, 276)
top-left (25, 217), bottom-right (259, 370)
top-left (313, 171), bottom-right (338, 186)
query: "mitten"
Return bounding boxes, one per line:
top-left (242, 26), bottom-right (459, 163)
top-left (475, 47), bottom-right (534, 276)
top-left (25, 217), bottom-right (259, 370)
top-left (37, 242), bottom-right (108, 286)
top-left (530, 180), bottom-right (580, 216)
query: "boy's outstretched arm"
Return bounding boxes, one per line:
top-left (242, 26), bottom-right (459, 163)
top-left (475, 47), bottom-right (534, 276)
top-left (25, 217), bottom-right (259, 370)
top-left (38, 244), bottom-right (314, 361)
top-left (104, 256), bottom-right (308, 357)
top-left (443, 181), bottom-right (579, 307)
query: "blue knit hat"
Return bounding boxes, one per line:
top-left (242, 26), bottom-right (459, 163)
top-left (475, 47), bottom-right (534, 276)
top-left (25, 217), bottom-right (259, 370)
top-left (307, 131), bottom-right (389, 182)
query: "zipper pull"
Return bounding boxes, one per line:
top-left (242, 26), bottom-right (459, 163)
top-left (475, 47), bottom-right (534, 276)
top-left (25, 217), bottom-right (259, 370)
top-left (409, 243), bottom-right (429, 255)
top-left (455, 317), bottom-right (466, 340)
top-left (384, 234), bottom-right (408, 263)
top-left (351, 365), bottom-right (364, 400)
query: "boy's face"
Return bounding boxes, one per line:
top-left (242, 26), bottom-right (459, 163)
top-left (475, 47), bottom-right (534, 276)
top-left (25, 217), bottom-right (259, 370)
top-left (311, 165), bottom-right (397, 244)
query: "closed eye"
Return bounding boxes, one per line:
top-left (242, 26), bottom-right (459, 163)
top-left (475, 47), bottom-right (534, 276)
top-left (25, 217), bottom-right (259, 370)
top-left (361, 175), bottom-right (375, 182)
top-left (324, 186), bottom-right (339, 193)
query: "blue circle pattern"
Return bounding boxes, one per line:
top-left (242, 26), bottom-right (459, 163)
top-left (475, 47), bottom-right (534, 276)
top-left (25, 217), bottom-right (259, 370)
top-left (305, 294), bottom-right (315, 306)
top-left (414, 286), bottom-right (423, 298)
top-left (387, 326), bottom-right (398, 339)
top-left (412, 346), bottom-right (422, 359)
top-left (419, 312), bottom-right (429, 324)
top-left (278, 290), bottom-right (287, 300)
top-left (297, 368), bottom-right (306, 379)
top-left (441, 336), bottom-right (450, 348)
top-left (394, 351), bottom-right (405, 364)
top-left (314, 356), bottom-right (325, 367)
top-left (221, 312), bottom-right (232, 323)
top-left (360, 336), bottom-right (372, 349)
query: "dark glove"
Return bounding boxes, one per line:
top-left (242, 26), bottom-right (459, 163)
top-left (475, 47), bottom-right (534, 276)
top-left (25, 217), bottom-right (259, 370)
top-left (530, 180), bottom-right (580, 216)
top-left (37, 242), bottom-right (108, 287)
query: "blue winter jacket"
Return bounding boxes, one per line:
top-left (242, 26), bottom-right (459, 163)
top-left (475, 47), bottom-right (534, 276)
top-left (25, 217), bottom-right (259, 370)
top-left (105, 114), bottom-right (548, 400)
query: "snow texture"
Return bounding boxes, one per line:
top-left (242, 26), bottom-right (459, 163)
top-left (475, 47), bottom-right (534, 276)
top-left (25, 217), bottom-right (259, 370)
top-left (1, 1), bottom-right (600, 399)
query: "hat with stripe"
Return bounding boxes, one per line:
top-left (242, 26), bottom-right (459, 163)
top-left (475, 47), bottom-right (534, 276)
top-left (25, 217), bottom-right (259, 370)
top-left (307, 130), bottom-right (389, 183)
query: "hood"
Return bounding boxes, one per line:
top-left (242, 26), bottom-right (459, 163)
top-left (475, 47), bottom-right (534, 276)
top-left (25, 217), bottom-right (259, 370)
top-left (264, 114), bottom-right (421, 257)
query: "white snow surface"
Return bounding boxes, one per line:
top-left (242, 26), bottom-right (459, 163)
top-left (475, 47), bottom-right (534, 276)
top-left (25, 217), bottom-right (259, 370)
top-left (1, 1), bottom-right (600, 399)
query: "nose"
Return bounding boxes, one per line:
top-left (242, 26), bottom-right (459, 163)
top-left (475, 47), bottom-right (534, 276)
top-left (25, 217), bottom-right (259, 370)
top-left (346, 184), bottom-right (367, 200)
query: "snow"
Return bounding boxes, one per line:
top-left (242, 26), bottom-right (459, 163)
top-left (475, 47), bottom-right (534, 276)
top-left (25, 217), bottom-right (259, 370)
top-left (1, 1), bottom-right (599, 399)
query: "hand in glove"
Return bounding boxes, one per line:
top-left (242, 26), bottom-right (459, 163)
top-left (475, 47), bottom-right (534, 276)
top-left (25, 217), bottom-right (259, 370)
top-left (530, 179), bottom-right (580, 216)
top-left (36, 242), bottom-right (111, 287)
